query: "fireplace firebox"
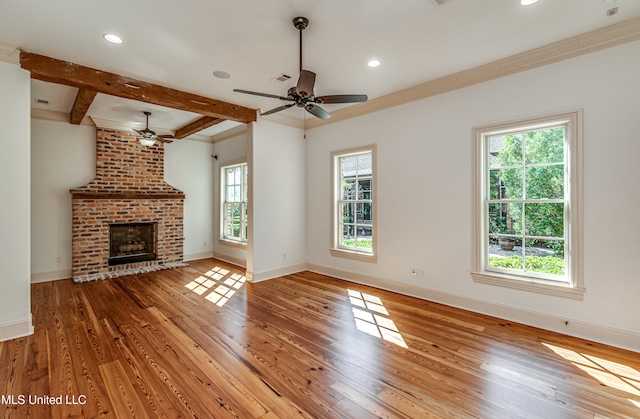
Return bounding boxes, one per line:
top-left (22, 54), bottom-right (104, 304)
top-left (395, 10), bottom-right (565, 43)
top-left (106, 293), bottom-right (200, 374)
top-left (108, 222), bottom-right (157, 266)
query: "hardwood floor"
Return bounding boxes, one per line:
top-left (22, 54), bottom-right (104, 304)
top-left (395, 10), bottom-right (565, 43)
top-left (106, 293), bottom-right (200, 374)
top-left (1, 258), bottom-right (639, 418)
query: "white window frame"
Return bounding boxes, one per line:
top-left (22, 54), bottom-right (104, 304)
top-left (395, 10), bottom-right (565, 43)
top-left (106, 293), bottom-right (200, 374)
top-left (471, 110), bottom-right (585, 299)
top-left (220, 162), bottom-right (248, 246)
top-left (331, 145), bottom-right (377, 262)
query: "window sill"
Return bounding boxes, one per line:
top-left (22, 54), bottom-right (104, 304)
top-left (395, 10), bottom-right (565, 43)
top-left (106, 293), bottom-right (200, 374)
top-left (218, 238), bottom-right (247, 249)
top-left (330, 248), bottom-right (377, 263)
top-left (471, 271), bottom-right (585, 300)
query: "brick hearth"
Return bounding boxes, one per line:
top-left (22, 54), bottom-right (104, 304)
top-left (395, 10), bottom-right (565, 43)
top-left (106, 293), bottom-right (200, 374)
top-left (70, 128), bottom-right (185, 282)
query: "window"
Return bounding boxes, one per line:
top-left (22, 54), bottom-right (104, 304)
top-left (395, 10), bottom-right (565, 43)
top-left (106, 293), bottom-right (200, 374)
top-left (472, 111), bottom-right (584, 299)
top-left (221, 163), bottom-right (248, 244)
top-left (331, 146), bottom-right (377, 261)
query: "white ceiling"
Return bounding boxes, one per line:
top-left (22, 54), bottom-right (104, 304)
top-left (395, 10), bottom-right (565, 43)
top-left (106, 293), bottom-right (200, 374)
top-left (1, 0), bottom-right (639, 138)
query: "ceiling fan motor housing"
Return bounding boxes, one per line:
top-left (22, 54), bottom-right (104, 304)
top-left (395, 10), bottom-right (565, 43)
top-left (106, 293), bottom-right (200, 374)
top-left (140, 129), bottom-right (155, 138)
top-left (287, 86), bottom-right (314, 107)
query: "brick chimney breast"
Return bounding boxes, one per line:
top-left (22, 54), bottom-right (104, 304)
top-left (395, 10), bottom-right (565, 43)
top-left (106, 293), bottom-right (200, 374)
top-left (70, 128), bottom-right (185, 282)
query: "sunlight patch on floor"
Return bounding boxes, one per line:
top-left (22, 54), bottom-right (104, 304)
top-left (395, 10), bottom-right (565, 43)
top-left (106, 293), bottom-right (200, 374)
top-left (542, 342), bottom-right (640, 407)
top-left (348, 289), bottom-right (407, 348)
top-left (184, 266), bottom-right (246, 307)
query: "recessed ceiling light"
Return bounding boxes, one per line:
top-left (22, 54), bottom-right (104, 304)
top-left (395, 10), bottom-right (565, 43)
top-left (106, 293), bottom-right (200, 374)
top-left (368, 60), bottom-right (381, 68)
top-left (103, 34), bottom-right (123, 44)
top-left (521, 0), bottom-right (539, 5)
top-left (213, 70), bottom-right (231, 79)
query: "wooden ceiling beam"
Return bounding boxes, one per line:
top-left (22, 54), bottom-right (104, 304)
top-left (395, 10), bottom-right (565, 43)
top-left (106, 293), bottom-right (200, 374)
top-left (174, 116), bottom-right (225, 139)
top-left (69, 88), bottom-right (97, 124)
top-left (20, 51), bottom-right (257, 124)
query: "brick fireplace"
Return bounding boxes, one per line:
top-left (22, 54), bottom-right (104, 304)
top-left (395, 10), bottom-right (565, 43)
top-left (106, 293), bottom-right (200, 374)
top-left (70, 127), bottom-right (185, 282)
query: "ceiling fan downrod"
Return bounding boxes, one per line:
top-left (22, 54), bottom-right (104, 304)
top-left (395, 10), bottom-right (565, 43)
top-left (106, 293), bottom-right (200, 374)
top-left (293, 17), bottom-right (309, 74)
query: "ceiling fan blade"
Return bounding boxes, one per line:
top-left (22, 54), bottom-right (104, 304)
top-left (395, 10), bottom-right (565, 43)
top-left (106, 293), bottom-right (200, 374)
top-left (158, 134), bottom-right (175, 139)
top-left (296, 70), bottom-right (316, 98)
top-left (305, 103), bottom-right (331, 120)
top-left (233, 89), bottom-right (290, 101)
top-left (315, 94), bottom-right (368, 104)
top-left (261, 103), bottom-right (295, 116)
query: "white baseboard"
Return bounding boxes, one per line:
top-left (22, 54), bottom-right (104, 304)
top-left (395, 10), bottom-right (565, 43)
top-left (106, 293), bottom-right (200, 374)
top-left (31, 269), bottom-right (71, 283)
top-left (210, 251), bottom-right (246, 269)
top-left (247, 263), bottom-right (307, 283)
top-left (184, 251), bottom-right (214, 262)
top-left (0, 314), bottom-right (34, 342)
top-left (307, 263), bottom-right (640, 354)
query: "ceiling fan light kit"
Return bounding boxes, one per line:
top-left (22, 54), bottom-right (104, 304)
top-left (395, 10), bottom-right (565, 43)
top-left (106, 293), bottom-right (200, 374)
top-left (139, 138), bottom-right (156, 147)
top-left (234, 16), bottom-right (368, 120)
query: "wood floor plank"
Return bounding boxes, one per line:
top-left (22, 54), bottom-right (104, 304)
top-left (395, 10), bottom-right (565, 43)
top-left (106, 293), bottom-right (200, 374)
top-left (2, 258), bottom-right (639, 418)
top-left (99, 359), bottom-right (152, 419)
top-left (107, 319), bottom-right (190, 419)
top-left (169, 314), bottom-right (318, 419)
top-left (139, 306), bottom-right (269, 418)
top-left (146, 306), bottom-right (272, 418)
top-left (0, 337), bottom-right (28, 419)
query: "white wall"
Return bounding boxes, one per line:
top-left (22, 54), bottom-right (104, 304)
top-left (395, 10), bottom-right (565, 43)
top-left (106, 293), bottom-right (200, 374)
top-left (31, 119), bottom-right (96, 281)
top-left (210, 131), bottom-right (249, 266)
top-left (248, 120), bottom-right (306, 281)
top-left (164, 138), bottom-right (215, 261)
top-left (0, 62), bottom-right (33, 340)
top-left (306, 40), bottom-right (640, 350)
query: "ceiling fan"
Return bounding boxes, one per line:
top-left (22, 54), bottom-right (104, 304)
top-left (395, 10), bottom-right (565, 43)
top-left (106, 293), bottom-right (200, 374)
top-left (134, 111), bottom-right (175, 146)
top-left (234, 17), bottom-right (368, 120)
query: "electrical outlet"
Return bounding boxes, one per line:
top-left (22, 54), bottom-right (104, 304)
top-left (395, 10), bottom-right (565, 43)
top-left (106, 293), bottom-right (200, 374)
top-left (55, 256), bottom-right (61, 263)
top-left (283, 252), bottom-right (287, 260)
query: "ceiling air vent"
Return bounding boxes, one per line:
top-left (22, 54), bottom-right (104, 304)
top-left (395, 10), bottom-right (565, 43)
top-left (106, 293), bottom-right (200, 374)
top-left (34, 98), bottom-right (49, 105)
top-left (271, 73), bottom-right (291, 83)
top-left (431, 0), bottom-right (452, 7)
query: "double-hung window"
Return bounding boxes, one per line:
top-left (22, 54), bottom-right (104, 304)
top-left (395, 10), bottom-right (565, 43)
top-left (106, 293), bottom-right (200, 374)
top-left (472, 111), bottom-right (584, 299)
top-left (221, 163), bottom-right (248, 244)
top-left (331, 146), bottom-right (377, 261)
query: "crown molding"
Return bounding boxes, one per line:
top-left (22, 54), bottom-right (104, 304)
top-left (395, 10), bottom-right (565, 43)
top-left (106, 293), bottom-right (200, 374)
top-left (31, 108), bottom-right (93, 126)
top-left (305, 16), bottom-right (640, 130)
